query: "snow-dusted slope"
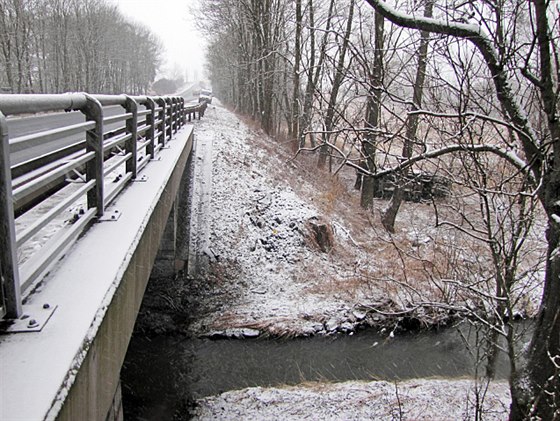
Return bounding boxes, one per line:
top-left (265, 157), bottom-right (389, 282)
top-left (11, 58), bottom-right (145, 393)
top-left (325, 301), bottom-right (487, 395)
top-left (186, 103), bottom-right (379, 337)
top-left (191, 379), bottom-right (510, 420)
top-left (184, 101), bottom-right (543, 339)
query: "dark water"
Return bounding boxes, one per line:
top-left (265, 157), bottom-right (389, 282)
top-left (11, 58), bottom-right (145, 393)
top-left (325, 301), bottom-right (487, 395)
top-left (121, 322), bottom-right (532, 420)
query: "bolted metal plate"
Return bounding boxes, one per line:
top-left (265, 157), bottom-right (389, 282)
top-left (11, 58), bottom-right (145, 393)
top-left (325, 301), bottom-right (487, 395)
top-left (133, 174), bottom-right (148, 182)
top-left (98, 208), bottom-right (122, 221)
top-left (1, 303), bottom-right (57, 334)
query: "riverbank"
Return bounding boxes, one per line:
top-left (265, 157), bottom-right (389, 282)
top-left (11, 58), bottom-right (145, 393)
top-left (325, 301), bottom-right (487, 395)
top-left (136, 101), bottom-right (542, 340)
top-left (190, 379), bottom-right (511, 420)
top-left (126, 102), bottom-right (537, 419)
top-left (122, 327), bottom-right (515, 420)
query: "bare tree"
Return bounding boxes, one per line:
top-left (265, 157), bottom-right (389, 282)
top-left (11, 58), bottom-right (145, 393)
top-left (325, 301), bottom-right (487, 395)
top-left (289, 0), bottom-right (303, 142)
top-left (317, 0), bottom-right (355, 169)
top-left (358, 8), bottom-right (383, 209)
top-left (0, 0), bottom-right (162, 94)
top-left (380, 0), bottom-right (433, 232)
top-left (363, 1), bottom-right (559, 419)
top-left (299, 0), bottom-right (335, 148)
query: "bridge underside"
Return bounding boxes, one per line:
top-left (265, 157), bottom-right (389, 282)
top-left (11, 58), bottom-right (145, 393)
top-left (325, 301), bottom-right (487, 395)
top-left (0, 126), bottom-right (193, 420)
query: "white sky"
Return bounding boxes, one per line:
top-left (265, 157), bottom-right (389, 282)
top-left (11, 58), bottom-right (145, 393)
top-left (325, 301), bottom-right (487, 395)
top-left (112, 0), bottom-right (206, 82)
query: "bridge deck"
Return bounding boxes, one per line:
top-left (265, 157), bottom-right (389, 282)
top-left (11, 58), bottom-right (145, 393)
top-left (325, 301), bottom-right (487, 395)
top-left (0, 125), bottom-right (194, 420)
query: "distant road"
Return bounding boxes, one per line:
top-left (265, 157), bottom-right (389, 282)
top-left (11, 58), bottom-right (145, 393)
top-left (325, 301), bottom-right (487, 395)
top-left (176, 83), bottom-right (197, 99)
top-left (8, 111), bottom-right (85, 165)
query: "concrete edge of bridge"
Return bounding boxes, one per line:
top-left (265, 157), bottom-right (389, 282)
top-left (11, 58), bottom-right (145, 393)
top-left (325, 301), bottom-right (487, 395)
top-left (0, 125), bottom-right (194, 421)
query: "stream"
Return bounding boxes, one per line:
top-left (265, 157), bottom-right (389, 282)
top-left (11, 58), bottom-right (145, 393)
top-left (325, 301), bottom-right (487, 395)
top-left (121, 321), bottom-right (532, 420)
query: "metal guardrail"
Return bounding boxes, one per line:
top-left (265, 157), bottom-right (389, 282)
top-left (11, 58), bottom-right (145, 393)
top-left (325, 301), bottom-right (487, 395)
top-left (0, 93), bottom-right (207, 321)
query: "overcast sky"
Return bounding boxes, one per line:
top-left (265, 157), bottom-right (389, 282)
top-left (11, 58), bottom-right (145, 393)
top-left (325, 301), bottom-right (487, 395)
top-left (113, 0), bottom-right (207, 82)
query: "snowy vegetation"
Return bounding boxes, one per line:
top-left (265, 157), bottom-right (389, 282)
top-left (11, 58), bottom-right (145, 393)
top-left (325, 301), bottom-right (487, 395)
top-left (0, 0), bottom-right (161, 94)
top-left (199, 0), bottom-right (559, 418)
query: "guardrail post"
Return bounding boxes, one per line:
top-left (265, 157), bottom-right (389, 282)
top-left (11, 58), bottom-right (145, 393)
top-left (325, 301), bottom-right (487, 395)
top-left (165, 97), bottom-right (172, 141)
top-left (0, 112), bottom-right (22, 319)
top-left (145, 97), bottom-right (156, 159)
top-left (180, 97), bottom-right (186, 126)
top-left (172, 97), bottom-right (178, 134)
top-left (156, 97), bottom-right (166, 147)
top-left (123, 96), bottom-right (138, 179)
top-left (82, 94), bottom-right (105, 217)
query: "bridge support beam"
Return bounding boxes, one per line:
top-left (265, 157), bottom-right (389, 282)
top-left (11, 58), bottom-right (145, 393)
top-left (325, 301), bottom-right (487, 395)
top-left (152, 200), bottom-right (179, 278)
top-left (152, 146), bottom-right (193, 278)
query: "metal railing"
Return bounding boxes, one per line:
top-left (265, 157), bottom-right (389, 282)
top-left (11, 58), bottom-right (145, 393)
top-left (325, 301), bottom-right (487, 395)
top-left (0, 93), bottom-right (206, 321)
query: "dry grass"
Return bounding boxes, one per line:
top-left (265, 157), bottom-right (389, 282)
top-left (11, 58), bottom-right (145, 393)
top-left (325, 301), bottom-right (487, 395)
top-left (303, 274), bottom-right (380, 301)
top-left (218, 110), bottom-right (545, 328)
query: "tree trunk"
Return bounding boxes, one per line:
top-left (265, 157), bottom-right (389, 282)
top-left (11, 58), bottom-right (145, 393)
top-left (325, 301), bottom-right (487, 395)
top-left (381, 0), bottom-right (433, 230)
top-left (300, 0), bottom-right (334, 148)
top-left (318, 0), bottom-right (355, 169)
top-left (510, 1), bottom-right (560, 418)
top-left (363, 1), bottom-right (559, 418)
top-left (360, 10), bottom-right (384, 209)
top-left (290, 0), bottom-right (302, 144)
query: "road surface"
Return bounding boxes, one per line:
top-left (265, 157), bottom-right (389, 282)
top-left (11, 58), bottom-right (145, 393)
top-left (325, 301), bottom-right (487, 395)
top-left (6, 105), bottom-right (127, 166)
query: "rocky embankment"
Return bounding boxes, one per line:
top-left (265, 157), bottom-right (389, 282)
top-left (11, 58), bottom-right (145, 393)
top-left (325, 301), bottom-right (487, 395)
top-left (138, 102), bottom-right (458, 339)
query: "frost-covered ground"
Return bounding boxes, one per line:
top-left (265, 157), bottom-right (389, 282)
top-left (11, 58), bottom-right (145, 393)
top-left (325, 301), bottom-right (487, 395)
top-left (190, 379), bottom-right (511, 420)
top-left (184, 102), bottom-right (544, 340)
top-left (187, 103), bottom-right (365, 337)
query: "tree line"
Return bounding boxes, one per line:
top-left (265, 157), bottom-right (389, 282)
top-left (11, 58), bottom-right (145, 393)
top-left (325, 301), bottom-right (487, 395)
top-left (200, 0), bottom-right (559, 419)
top-left (0, 0), bottom-right (162, 94)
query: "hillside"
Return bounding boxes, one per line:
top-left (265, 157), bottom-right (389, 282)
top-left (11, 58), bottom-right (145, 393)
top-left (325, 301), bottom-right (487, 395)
top-left (155, 101), bottom-right (544, 340)
top-left (176, 102), bottom-right (519, 420)
top-left (122, 101), bottom-right (543, 420)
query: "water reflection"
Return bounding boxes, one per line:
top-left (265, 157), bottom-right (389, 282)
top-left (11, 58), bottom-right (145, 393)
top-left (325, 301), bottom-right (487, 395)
top-left (122, 322), bottom-right (532, 420)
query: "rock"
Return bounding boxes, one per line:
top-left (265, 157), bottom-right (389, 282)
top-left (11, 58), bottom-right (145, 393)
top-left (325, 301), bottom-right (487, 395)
top-left (224, 328), bottom-right (246, 338)
top-left (206, 330), bottom-right (227, 339)
top-left (325, 318), bottom-right (339, 332)
top-left (339, 322), bottom-right (354, 333)
top-left (352, 310), bottom-right (367, 320)
top-left (312, 323), bottom-right (324, 333)
top-left (305, 217), bottom-right (334, 253)
top-left (242, 328), bottom-right (260, 338)
top-left (300, 324), bottom-right (318, 336)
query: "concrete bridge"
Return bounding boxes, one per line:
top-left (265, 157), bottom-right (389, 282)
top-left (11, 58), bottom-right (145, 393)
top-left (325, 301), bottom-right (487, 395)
top-left (0, 93), bottom-right (207, 420)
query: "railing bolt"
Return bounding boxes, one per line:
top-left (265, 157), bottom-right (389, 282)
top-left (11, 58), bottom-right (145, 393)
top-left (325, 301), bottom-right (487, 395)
top-left (43, 303), bottom-right (50, 309)
top-left (27, 319), bottom-right (38, 328)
